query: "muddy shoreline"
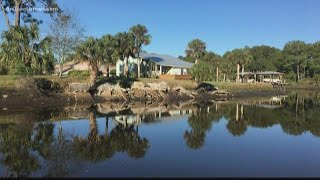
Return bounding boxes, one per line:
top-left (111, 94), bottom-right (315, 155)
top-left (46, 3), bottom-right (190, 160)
top-left (0, 87), bottom-right (287, 110)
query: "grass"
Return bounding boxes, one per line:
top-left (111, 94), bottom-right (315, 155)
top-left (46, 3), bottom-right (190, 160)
top-left (0, 75), bottom-right (90, 90)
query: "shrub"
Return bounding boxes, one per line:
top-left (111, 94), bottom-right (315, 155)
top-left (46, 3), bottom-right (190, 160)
top-left (110, 69), bottom-right (116, 77)
top-left (190, 61), bottom-right (215, 83)
top-left (15, 77), bottom-right (61, 95)
top-left (68, 70), bottom-right (90, 77)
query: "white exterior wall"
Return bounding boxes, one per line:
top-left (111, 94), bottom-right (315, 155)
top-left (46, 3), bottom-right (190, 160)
top-left (167, 67), bottom-right (186, 75)
top-left (116, 57), bottom-right (139, 76)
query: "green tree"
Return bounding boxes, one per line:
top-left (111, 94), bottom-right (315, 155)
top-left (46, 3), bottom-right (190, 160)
top-left (100, 34), bottom-right (117, 77)
top-left (114, 32), bottom-right (135, 77)
top-left (190, 60), bottom-right (215, 83)
top-left (225, 48), bottom-right (253, 83)
top-left (203, 51), bottom-right (222, 81)
top-left (282, 41), bottom-right (309, 82)
top-left (129, 24), bottom-right (151, 79)
top-left (0, 24), bottom-right (55, 75)
top-left (247, 45), bottom-right (281, 72)
top-left (0, 0), bottom-right (60, 29)
top-left (75, 37), bottom-right (102, 89)
top-left (185, 39), bottom-right (206, 64)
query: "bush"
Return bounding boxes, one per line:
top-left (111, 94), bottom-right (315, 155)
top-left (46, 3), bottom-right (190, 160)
top-left (68, 70), bottom-right (90, 77)
top-left (190, 61), bottom-right (215, 83)
top-left (110, 69), bottom-right (116, 77)
top-left (15, 77), bottom-right (61, 95)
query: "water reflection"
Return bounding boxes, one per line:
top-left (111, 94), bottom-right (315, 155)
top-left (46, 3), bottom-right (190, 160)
top-left (0, 91), bottom-right (320, 177)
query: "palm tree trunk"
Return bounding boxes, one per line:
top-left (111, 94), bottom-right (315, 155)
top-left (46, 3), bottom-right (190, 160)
top-left (241, 65), bottom-right (244, 83)
top-left (137, 56), bottom-right (141, 79)
top-left (58, 63), bottom-right (63, 78)
top-left (14, 0), bottom-right (21, 26)
top-left (106, 63), bottom-right (110, 77)
top-left (88, 110), bottom-right (98, 142)
top-left (236, 63), bottom-right (240, 83)
top-left (216, 66), bottom-right (219, 82)
top-left (90, 62), bottom-right (99, 88)
top-left (124, 57), bottom-right (129, 77)
top-left (297, 64), bottom-right (300, 82)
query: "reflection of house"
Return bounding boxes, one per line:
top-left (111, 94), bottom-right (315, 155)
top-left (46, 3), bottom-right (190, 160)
top-left (116, 52), bottom-right (194, 80)
top-left (239, 71), bottom-right (285, 83)
top-left (54, 60), bottom-right (116, 76)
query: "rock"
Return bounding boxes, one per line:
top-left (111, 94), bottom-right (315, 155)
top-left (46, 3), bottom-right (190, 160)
top-left (146, 81), bottom-right (169, 91)
top-left (100, 90), bottom-right (113, 100)
top-left (131, 82), bottom-right (145, 90)
top-left (74, 92), bottom-right (93, 103)
top-left (159, 81), bottom-right (169, 91)
top-left (69, 83), bottom-right (90, 93)
top-left (132, 89), bottom-right (146, 98)
top-left (97, 83), bottom-right (113, 95)
top-left (173, 86), bottom-right (188, 94)
top-left (195, 83), bottom-right (217, 92)
top-left (209, 90), bottom-right (232, 96)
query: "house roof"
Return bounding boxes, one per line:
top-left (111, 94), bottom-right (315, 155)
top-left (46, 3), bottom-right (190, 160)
top-left (235, 71), bottom-right (284, 76)
top-left (140, 52), bottom-right (194, 68)
top-left (256, 71), bottom-right (284, 75)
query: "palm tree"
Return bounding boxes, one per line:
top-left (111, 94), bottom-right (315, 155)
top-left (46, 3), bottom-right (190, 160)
top-left (0, 24), bottom-right (55, 75)
top-left (225, 48), bottom-right (253, 83)
top-left (204, 51), bottom-right (222, 81)
top-left (129, 24), bottom-right (151, 78)
top-left (114, 32), bottom-right (135, 78)
top-left (100, 34), bottom-right (117, 77)
top-left (185, 39), bottom-right (206, 64)
top-left (75, 37), bottom-right (103, 89)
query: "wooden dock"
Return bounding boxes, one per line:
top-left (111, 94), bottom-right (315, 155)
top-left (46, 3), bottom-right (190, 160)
top-left (271, 82), bottom-right (288, 92)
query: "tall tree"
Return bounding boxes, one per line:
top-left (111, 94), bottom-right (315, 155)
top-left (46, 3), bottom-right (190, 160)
top-left (247, 45), bottom-right (281, 72)
top-left (114, 32), bottom-right (135, 78)
top-left (129, 24), bottom-right (151, 79)
top-left (225, 48), bottom-right (253, 83)
top-left (0, 0), bottom-right (60, 29)
top-left (203, 51), bottom-right (222, 81)
top-left (48, 9), bottom-right (85, 77)
top-left (282, 41), bottom-right (308, 82)
top-left (100, 34), bottom-right (117, 77)
top-left (75, 37), bottom-right (102, 89)
top-left (185, 39), bottom-right (206, 64)
top-left (0, 23), bottom-right (55, 75)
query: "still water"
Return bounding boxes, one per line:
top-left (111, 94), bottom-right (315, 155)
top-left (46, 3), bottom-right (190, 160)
top-left (0, 90), bottom-right (320, 177)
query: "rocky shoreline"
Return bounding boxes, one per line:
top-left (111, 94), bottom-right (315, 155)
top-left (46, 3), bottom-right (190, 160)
top-left (0, 81), bottom-right (234, 109)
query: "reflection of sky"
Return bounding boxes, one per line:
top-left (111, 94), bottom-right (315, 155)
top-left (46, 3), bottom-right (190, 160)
top-left (55, 115), bottom-right (320, 177)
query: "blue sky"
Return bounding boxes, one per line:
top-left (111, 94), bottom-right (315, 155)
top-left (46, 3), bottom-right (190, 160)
top-left (1, 0), bottom-right (319, 57)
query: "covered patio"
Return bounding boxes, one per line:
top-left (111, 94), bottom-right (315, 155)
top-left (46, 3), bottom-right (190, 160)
top-left (239, 71), bottom-right (285, 83)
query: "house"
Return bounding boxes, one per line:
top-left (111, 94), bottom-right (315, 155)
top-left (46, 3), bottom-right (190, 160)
top-left (54, 60), bottom-right (116, 76)
top-left (116, 52), bottom-right (194, 80)
top-left (239, 71), bottom-right (285, 83)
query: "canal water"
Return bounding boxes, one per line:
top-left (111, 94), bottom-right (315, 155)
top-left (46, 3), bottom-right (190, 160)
top-left (0, 90), bottom-right (320, 177)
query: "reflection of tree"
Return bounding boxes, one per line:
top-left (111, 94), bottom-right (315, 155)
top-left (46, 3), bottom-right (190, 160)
top-left (109, 124), bottom-right (149, 158)
top-left (73, 108), bottom-right (149, 162)
top-left (226, 104), bottom-right (247, 137)
top-left (226, 119), bottom-right (247, 137)
top-left (73, 108), bottom-right (114, 163)
top-left (0, 125), bottom-right (39, 177)
top-left (184, 106), bottom-right (222, 150)
top-left (184, 131), bottom-right (205, 149)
